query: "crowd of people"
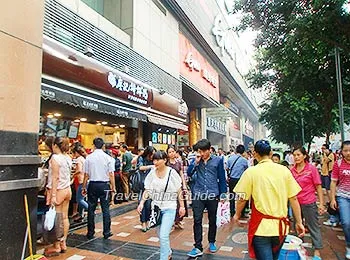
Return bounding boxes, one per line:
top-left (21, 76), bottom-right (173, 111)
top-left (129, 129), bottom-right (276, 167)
top-left (40, 136), bottom-right (350, 260)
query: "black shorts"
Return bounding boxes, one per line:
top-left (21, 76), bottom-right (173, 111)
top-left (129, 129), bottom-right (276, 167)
top-left (321, 175), bottom-right (331, 190)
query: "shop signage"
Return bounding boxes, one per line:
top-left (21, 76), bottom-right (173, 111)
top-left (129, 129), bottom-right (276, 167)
top-left (82, 100), bottom-right (99, 110)
top-left (184, 52), bottom-right (218, 88)
top-left (152, 132), bottom-right (176, 145)
top-left (41, 89), bottom-right (56, 99)
top-left (212, 0), bottom-right (236, 60)
top-left (245, 119), bottom-right (254, 135)
top-left (179, 33), bottom-right (220, 102)
top-left (107, 71), bottom-right (150, 106)
top-left (207, 117), bottom-right (226, 135)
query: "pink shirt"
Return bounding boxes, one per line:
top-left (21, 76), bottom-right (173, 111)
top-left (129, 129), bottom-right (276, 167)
top-left (291, 162), bottom-right (322, 205)
top-left (332, 159), bottom-right (350, 199)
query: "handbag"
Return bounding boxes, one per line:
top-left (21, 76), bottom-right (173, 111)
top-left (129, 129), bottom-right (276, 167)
top-left (43, 206), bottom-right (56, 231)
top-left (130, 170), bottom-right (144, 193)
top-left (149, 169), bottom-right (172, 228)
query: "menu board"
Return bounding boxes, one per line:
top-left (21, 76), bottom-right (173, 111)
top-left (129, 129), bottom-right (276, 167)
top-left (40, 116), bottom-right (80, 139)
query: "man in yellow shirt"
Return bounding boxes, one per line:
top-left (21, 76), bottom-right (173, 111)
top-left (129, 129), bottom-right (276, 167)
top-left (233, 140), bottom-right (305, 260)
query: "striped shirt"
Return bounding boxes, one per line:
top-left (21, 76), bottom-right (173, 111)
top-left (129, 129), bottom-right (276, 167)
top-left (332, 159), bottom-right (350, 199)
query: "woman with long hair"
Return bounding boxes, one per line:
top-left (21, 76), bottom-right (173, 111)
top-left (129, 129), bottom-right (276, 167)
top-left (167, 145), bottom-right (188, 229)
top-left (44, 137), bottom-right (72, 256)
top-left (137, 146), bottom-right (156, 232)
top-left (291, 147), bottom-right (325, 260)
top-left (72, 142), bottom-right (88, 222)
top-left (138, 151), bottom-right (185, 260)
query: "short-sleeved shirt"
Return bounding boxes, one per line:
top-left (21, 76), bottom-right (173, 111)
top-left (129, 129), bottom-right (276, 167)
top-left (144, 167), bottom-right (182, 210)
top-left (167, 160), bottom-right (182, 175)
top-left (122, 151), bottom-right (133, 173)
top-left (227, 154), bottom-right (249, 179)
top-left (84, 149), bottom-right (115, 182)
top-left (321, 153), bottom-right (335, 176)
top-left (332, 159), bottom-right (350, 199)
top-left (234, 159), bottom-right (301, 236)
top-left (291, 162), bottom-right (322, 205)
top-left (47, 154), bottom-right (72, 190)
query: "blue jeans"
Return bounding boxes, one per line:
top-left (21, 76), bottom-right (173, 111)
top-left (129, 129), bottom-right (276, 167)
top-left (252, 236), bottom-right (283, 260)
top-left (77, 184), bottom-right (89, 216)
top-left (158, 209), bottom-right (176, 260)
top-left (338, 196), bottom-right (350, 247)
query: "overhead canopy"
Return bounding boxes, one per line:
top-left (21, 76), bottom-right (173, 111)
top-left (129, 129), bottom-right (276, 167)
top-left (41, 78), bottom-right (148, 122)
top-left (147, 114), bottom-right (188, 131)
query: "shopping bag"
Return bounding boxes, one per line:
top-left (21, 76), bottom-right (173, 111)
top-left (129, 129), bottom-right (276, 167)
top-left (42, 212), bottom-right (64, 244)
top-left (216, 201), bottom-right (230, 227)
top-left (43, 206), bottom-right (56, 231)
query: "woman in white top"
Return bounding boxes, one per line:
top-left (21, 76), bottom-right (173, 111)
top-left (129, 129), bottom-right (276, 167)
top-left (137, 151), bottom-right (185, 260)
top-left (45, 137), bottom-right (72, 256)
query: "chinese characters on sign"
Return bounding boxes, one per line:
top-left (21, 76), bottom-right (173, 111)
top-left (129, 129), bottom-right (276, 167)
top-left (184, 52), bottom-right (218, 88)
top-left (108, 71), bottom-right (150, 105)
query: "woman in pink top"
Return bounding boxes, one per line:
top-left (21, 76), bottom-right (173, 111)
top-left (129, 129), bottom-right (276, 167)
top-left (330, 140), bottom-right (350, 259)
top-left (45, 137), bottom-right (72, 256)
top-left (291, 147), bottom-right (325, 260)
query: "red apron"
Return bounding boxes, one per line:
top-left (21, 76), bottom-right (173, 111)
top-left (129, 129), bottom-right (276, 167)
top-left (248, 200), bottom-right (290, 259)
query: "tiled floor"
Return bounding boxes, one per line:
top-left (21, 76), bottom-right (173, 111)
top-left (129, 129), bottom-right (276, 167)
top-left (40, 209), bottom-right (347, 260)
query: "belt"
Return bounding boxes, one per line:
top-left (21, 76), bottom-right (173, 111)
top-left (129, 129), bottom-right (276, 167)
top-left (89, 181), bottom-right (110, 184)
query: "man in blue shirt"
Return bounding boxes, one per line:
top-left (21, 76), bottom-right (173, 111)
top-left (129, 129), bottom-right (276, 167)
top-left (187, 139), bottom-right (227, 257)
top-left (226, 144), bottom-right (249, 217)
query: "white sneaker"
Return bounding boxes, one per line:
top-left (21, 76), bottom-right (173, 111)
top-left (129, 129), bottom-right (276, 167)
top-left (323, 220), bottom-right (337, 227)
top-left (346, 247), bottom-right (350, 259)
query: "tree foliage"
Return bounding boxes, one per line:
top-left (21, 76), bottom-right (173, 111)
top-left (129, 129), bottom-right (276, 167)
top-left (235, 0), bottom-right (350, 145)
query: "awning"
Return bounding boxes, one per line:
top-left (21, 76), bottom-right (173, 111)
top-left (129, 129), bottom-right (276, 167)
top-left (147, 114), bottom-right (188, 131)
top-left (41, 78), bottom-right (147, 122)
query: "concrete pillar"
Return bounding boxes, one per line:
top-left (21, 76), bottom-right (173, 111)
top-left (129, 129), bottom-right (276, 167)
top-left (0, 0), bottom-right (44, 258)
top-left (201, 108), bottom-right (207, 140)
top-left (138, 120), bottom-right (143, 148)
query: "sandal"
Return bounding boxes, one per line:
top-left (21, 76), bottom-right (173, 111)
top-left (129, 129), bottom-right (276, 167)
top-left (44, 247), bottom-right (61, 257)
top-left (60, 241), bottom-right (67, 253)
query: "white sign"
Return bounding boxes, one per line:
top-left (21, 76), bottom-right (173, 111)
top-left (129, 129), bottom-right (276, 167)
top-left (207, 117), bottom-right (226, 135)
top-left (245, 119), bottom-right (254, 134)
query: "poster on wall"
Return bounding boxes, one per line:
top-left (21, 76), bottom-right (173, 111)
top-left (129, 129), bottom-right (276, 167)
top-left (177, 134), bottom-right (189, 146)
top-left (68, 122), bottom-right (80, 139)
top-left (158, 133), bottom-right (163, 144)
top-left (163, 134), bottom-right (168, 144)
top-left (167, 134), bottom-right (172, 145)
top-left (171, 135), bottom-right (176, 145)
top-left (152, 132), bottom-right (158, 143)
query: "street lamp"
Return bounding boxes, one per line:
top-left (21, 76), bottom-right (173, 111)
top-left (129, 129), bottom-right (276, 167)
top-left (334, 47), bottom-right (345, 142)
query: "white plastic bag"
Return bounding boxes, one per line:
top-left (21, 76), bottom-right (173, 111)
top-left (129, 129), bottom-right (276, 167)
top-left (44, 206), bottom-right (56, 231)
top-left (216, 201), bottom-right (230, 227)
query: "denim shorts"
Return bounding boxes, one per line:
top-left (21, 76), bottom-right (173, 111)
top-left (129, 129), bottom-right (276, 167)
top-left (321, 175), bottom-right (331, 190)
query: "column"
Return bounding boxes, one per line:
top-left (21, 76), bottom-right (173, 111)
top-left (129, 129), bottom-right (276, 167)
top-left (0, 1), bottom-right (44, 258)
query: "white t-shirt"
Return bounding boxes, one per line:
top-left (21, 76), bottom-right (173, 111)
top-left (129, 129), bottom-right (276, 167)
top-left (144, 167), bottom-right (182, 210)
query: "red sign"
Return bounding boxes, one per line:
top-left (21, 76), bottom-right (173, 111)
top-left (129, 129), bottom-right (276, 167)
top-left (179, 33), bottom-right (220, 102)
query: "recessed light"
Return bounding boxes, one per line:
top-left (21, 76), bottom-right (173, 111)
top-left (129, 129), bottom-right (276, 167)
top-left (114, 125), bottom-right (119, 128)
top-left (80, 118), bottom-right (87, 122)
top-left (102, 121), bottom-right (108, 125)
top-left (54, 113), bottom-right (61, 117)
top-left (47, 114), bottom-right (54, 119)
top-left (74, 119), bottom-right (80, 123)
top-left (119, 124), bottom-right (125, 128)
top-left (96, 122), bottom-right (101, 126)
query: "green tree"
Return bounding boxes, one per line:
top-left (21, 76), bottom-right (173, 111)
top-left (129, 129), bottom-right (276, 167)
top-left (235, 0), bottom-right (350, 144)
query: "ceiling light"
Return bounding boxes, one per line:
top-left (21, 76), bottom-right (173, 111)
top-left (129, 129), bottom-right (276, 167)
top-left (114, 125), bottom-right (119, 128)
top-left (74, 119), bottom-right (80, 123)
top-left (54, 113), bottom-right (61, 117)
top-left (47, 114), bottom-right (54, 119)
top-left (80, 118), bottom-right (87, 122)
top-left (102, 121), bottom-right (108, 125)
top-left (119, 124), bottom-right (125, 128)
top-left (96, 122), bottom-right (101, 126)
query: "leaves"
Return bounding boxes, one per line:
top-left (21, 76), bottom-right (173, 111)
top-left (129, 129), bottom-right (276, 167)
top-left (235, 0), bottom-right (350, 145)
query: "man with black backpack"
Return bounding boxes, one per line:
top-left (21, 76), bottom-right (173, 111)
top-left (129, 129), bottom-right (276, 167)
top-left (226, 144), bottom-right (249, 217)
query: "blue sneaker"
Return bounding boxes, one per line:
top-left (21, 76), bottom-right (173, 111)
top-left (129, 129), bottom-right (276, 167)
top-left (187, 248), bottom-right (203, 257)
top-left (209, 243), bottom-right (217, 253)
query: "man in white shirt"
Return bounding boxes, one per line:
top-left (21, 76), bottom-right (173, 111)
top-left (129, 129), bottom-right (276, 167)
top-left (82, 138), bottom-right (116, 240)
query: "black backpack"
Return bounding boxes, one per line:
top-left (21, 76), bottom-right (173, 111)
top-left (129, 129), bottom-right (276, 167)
top-left (115, 157), bottom-right (121, 172)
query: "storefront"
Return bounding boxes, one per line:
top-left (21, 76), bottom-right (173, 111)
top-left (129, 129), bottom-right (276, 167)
top-left (40, 37), bottom-right (188, 152)
top-left (179, 32), bottom-right (220, 146)
top-left (243, 118), bottom-right (255, 149)
top-left (206, 116), bottom-right (226, 150)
